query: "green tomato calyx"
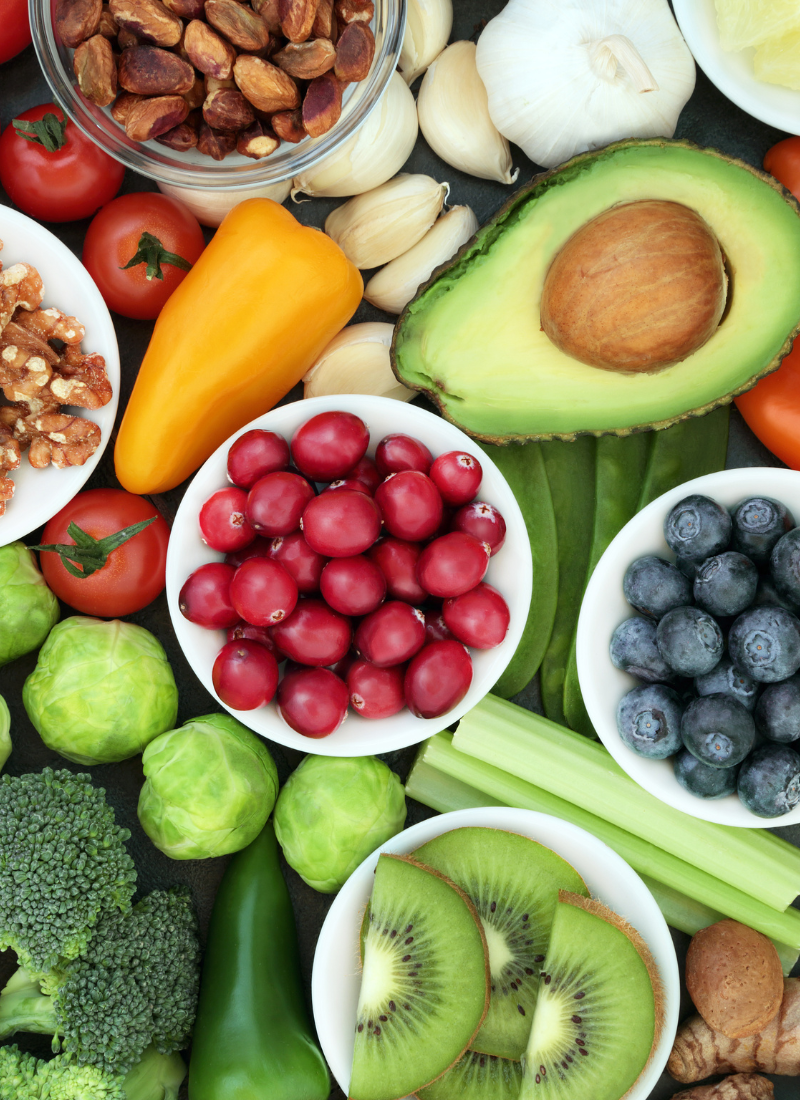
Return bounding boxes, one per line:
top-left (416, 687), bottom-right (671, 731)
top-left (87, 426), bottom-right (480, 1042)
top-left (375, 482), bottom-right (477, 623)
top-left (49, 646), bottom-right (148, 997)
top-left (121, 232), bottom-right (193, 282)
top-left (29, 517), bottom-right (156, 579)
top-left (12, 113), bottom-right (68, 152)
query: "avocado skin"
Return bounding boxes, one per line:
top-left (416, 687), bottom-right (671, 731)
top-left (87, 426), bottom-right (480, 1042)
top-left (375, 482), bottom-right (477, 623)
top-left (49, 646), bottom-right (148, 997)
top-left (391, 138), bottom-right (800, 444)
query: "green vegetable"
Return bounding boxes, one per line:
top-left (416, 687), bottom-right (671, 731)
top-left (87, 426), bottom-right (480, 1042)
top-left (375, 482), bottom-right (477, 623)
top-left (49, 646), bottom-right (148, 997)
top-left (0, 542), bottom-right (59, 667)
top-left (138, 713), bottom-right (279, 860)
top-left (0, 1043), bottom-right (186, 1100)
top-left (121, 1046), bottom-right (187, 1100)
top-left (637, 406), bottom-right (730, 509)
top-left (23, 616), bottom-right (178, 764)
top-left (274, 755), bottom-right (407, 893)
top-left (478, 440), bottom-right (558, 698)
top-left (188, 821), bottom-right (330, 1100)
top-left (0, 694), bottom-right (10, 773)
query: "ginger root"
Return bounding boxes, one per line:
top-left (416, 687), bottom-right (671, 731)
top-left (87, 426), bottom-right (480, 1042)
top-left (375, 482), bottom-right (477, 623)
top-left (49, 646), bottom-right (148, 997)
top-left (669, 978), bottom-right (800, 1082)
top-left (671, 1073), bottom-right (774, 1100)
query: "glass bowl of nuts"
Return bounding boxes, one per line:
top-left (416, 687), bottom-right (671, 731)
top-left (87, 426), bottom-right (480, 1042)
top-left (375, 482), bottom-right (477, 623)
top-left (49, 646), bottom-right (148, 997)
top-left (30, 0), bottom-right (406, 189)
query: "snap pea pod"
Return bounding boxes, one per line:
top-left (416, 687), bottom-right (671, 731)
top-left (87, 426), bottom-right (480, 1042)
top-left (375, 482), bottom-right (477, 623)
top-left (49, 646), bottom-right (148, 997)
top-left (638, 406), bottom-right (730, 509)
top-left (479, 441), bottom-right (558, 698)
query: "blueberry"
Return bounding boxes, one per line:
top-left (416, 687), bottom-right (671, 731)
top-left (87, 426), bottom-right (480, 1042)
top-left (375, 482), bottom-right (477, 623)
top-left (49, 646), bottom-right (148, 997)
top-left (681, 693), bottom-right (756, 768)
top-left (656, 606), bottom-right (724, 677)
top-left (728, 605), bottom-right (800, 683)
top-left (695, 657), bottom-right (760, 712)
top-left (731, 497), bottom-right (794, 568)
top-left (664, 495), bottom-right (732, 576)
top-left (737, 744), bottom-right (800, 817)
top-left (616, 684), bottom-right (683, 759)
top-left (623, 556), bottom-right (693, 619)
top-left (693, 551), bottom-right (758, 617)
top-left (752, 575), bottom-right (798, 613)
top-left (610, 617), bottom-right (676, 683)
top-left (770, 527), bottom-right (800, 611)
top-left (674, 748), bottom-right (739, 799)
top-left (755, 676), bottom-right (800, 743)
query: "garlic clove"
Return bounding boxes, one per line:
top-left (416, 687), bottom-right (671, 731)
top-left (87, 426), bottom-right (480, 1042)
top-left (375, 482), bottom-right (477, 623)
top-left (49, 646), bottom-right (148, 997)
top-left (158, 180), bottom-right (292, 227)
top-left (292, 73), bottom-right (419, 199)
top-left (303, 322), bottom-right (415, 402)
top-left (417, 40), bottom-right (518, 185)
top-left (364, 205), bottom-right (478, 314)
top-left (399, 0), bottom-right (454, 85)
top-left (325, 174), bottom-right (449, 270)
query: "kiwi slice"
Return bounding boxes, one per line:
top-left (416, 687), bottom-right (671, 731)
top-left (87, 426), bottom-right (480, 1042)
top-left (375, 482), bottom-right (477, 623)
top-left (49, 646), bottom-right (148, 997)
top-left (413, 827), bottom-right (588, 1060)
top-left (349, 853), bottom-right (490, 1100)
top-left (519, 891), bottom-right (662, 1100)
top-left (418, 1050), bottom-right (523, 1100)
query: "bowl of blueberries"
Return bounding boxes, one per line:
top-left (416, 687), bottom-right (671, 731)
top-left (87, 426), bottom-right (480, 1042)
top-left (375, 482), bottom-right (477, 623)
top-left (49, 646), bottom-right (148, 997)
top-left (576, 467), bottom-right (800, 827)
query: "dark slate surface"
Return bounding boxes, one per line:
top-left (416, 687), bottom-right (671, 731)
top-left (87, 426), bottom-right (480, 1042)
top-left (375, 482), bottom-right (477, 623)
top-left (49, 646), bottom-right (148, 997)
top-left (0, 3), bottom-right (798, 1098)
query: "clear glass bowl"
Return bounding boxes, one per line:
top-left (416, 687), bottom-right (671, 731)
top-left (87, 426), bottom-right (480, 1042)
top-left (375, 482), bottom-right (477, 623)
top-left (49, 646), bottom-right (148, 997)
top-left (30, 0), bottom-right (406, 190)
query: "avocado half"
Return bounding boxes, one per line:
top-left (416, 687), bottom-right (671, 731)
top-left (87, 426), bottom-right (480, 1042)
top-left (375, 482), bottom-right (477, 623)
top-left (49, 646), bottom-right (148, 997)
top-left (391, 139), bottom-right (800, 442)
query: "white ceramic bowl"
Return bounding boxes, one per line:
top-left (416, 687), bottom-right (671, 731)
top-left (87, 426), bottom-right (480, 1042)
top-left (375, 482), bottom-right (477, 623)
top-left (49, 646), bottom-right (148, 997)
top-left (577, 466), bottom-right (800, 828)
top-left (0, 207), bottom-right (120, 547)
top-left (673, 0), bottom-right (800, 133)
top-left (166, 394), bottom-right (532, 756)
top-left (311, 806), bottom-right (680, 1100)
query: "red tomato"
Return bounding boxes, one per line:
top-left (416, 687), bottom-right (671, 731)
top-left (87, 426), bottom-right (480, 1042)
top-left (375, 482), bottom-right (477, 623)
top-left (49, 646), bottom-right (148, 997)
top-left (0, 104), bottom-right (123, 222)
top-left (764, 137), bottom-right (800, 201)
top-left (736, 339), bottom-right (800, 470)
top-left (82, 192), bottom-right (206, 320)
top-left (38, 489), bottom-right (170, 617)
top-left (0, 0), bottom-right (31, 65)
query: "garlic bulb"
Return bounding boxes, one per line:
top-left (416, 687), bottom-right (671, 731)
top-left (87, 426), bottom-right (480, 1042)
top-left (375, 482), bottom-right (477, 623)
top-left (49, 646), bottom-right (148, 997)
top-left (417, 41), bottom-right (517, 185)
top-left (292, 74), bottom-right (418, 199)
top-left (364, 205), bottom-right (478, 314)
top-left (303, 323), bottom-right (414, 402)
top-left (325, 175), bottom-right (448, 270)
top-left (476, 0), bottom-right (696, 170)
top-left (399, 0), bottom-right (454, 85)
top-left (157, 180), bottom-right (292, 227)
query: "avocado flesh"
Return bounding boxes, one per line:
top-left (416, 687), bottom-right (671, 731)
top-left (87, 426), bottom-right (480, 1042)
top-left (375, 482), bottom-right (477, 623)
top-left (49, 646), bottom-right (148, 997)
top-left (393, 140), bottom-right (800, 441)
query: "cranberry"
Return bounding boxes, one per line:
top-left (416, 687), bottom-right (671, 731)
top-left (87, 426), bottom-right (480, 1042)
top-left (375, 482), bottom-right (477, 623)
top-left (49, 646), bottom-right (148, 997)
top-left (246, 472), bottom-right (315, 537)
top-left (347, 455), bottom-right (382, 493)
top-left (376, 434), bottom-right (433, 477)
top-left (225, 536), bottom-right (272, 569)
top-left (230, 557), bottom-right (298, 626)
top-left (269, 532), bottom-right (327, 594)
top-left (227, 620), bottom-right (281, 658)
top-left (375, 471), bottom-right (443, 542)
top-left (355, 601), bottom-right (426, 668)
top-left (322, 478), bottom-right (372, 496)
top-left (452, 501), bottom-right (506, 556)
top-left (417, 532), bottom-right (490, 598)
top-left (368, 538), bottom-right (428, 604)
top-left (429, 451), bottom-right (482, 506)
top-left (444, 583), bottom-right (510, 649)
top-left (301, 490), bottom-right (382, 557)
top-left (347, 659), bottom-right (406, 720)
top-left (330, 650), bottom-right (358, 679)
top-left (277, 667), bottom-right (349, 737)
top-left (424, 611), bottom-right (455, 644)
top-left (270, 599), bottom-right (351, 666)
top-left (291, 411), bottom-right (370, 482)
top-left (212, 639), bottom-right (279, 710)
top-left (199, 487), bottom-right (255, 553)
top-left (227, 429), bottom-right (290, 489)
top-left (179, 563), bottom-right (239, 629)
top-left (320, 556), bottom-right (386, 616)
top-left (405, 640), bottom-right (473, 719)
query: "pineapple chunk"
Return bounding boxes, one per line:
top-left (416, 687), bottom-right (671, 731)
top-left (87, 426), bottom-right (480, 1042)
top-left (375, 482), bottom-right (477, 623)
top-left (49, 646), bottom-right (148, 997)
top-left (716, 0), bottom-right (800, 52)
top-left (754, 31), bottom-right (800, 91)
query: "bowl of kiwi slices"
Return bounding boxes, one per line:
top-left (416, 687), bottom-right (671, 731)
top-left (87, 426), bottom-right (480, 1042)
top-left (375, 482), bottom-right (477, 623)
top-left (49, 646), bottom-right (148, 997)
top-left (311, 805), bottom-right (679, 1100)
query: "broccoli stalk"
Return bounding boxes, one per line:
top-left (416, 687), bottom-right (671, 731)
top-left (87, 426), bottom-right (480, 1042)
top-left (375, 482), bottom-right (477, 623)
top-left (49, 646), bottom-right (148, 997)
top-left (0, 1043), bottom-right (186, 1100)
top-left (0, 969), bottom-right (58, 1043)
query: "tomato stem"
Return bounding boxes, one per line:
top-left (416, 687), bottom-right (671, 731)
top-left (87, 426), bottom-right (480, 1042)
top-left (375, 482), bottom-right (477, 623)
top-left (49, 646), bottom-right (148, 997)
top-left (121, 232), bottom-right (193, 281)
top-left (12, 112), bottom-right (68, 152)
top-left (29, 517), bottom-right (157, 578)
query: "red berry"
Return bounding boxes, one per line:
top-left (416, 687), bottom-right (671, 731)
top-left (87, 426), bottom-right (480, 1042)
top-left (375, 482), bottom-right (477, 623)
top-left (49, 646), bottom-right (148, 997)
top-left (227, 620), bottom-right (281, 658)
top-left (291, 411), bottom-right (370, 481)
top-left (212, 639), bottom-right (279, 710)
top-left (443, 583), bottom-right (510, 649)
top-left (429, 451), bottom-right (482, 506)
top-left (375, 471), bottom-right (443, 542)
top-left (375, 434), bottom-right (433, 477)
top-left (227, 429), bottom-right (290, 489)
top-left (368, 537), bottom-right (428, 604)
top-left (452, 501), bottom-right (506, 556)
top-left (225, 536), bottom-right (272, 569)
top-left (230, 557), bottom-right (298, 626)
top-left (424, 610), bottom-right (455, 644)
top-left (268, 532), bottom-right (327, 594)
top-left (246, 471), bottom-right (315, 537)
top-left (355, 601), bottom-right (426, 668)
top-left (347, 455), bottom-right (382, 493)
top-left (270, 598), bottom-right (352, 666)
top-left (347, 659), bottom-right (406, 719)
top-left (323, 478), bottom-right (372, 495)
top-left (198, 487), bottom-right (255, 553)
top-left (417, 532), bottom-right (490, 598)
top-left (301, 490), bottom-right (382, 557)
top-left (405, 640), bottom-right (473, 719)
top-left (277, 667), bottom-right (349, 737)
top-left (320, 556), bottom-right (386, 616)
top-left (179, 562), bottom-right (239, 629)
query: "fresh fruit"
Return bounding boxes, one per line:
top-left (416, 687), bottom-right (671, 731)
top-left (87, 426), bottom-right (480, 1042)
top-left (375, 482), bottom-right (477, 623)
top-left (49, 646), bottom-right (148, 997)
top-left (376, 434), bottom-right (433, 477)
top-left (348, 455), bottom-right (382, 493)
top-left (730, 497), bottom-right (794, 567)
top-left (674, 749), bottom-right (739, 800)
top-left (349, 853), bottom-right (489, 1100)
top-left (728, 606), bottom-right (800, 683)
top-left (451, 502), bottom-right (506, 556)
top-left (656, 606), bottom-right (724, 677)
top-left (246, 472), bottom-right (315, 537)
top-left (770, 527), bottom-right (800, 608)
top-left (199, 488), bottom-right (255, 554)
top-left (0, 0), bottom-right (30, 64)
top-left (623, 555), bottom-right (693, 620)
top-left (664, 495), bottom-right (733, 576)
top-left (368, 538), bottom-right (428, 604)
top-left (755, 676), bottom-right (800, 742)
top-left (695, 658), bottom-right (760, 713)
top-left (301, 491), bottom-right (382, 557)
top-left (320, 557), bottom-right (386, 617)
top-left (405, 640), bottom-right (473, 719)
top-left (179, 563), bottom-right (238, 628)
top-left (347, 660), bottom-right (406, 720)
top-left (424, 612), bottom-right (455, 644)
top-left (375, 472), bottom-right (443, 542)
top-left (355, 602), bottom-right (426, 668)
top-left (681, 695), bottom-right (756, 769)
top-left (754, 31), bottom-right (800, 91)
top-left (738, 744), bottom-right (800, 817)
top-left (271, 600), bottom-right (351, 667)
top-left (230, 558), bottom-right (298, 627)
top-left (227, 620), bottom-right (280, 657)
top-left (429, 451), bottom-right (482, 506)
top-left (227, 430), bottom-right (290, 489)
top-left (693, 552), bottom-right (758, 618)
top-left (291, 411), bottom-right (370, 482)
top-left (616, 683), bottom-right (683, 759)
top-left (268, 533), bottom-right (327, 595)
top-left (212, 639), bottom-right (280, 710)
top-left (609, 617), bottom-right (676, 683)
top-left (417, 533), bottom-right (490, 598)
top-left (225, 537), bottom-right (272, 569)
top-left (417, 1051), bottom-right (522, 1100)
top-left (443, 584), bottom-right (510, 649)
top-left (277, 667), bottom-right (349, 737)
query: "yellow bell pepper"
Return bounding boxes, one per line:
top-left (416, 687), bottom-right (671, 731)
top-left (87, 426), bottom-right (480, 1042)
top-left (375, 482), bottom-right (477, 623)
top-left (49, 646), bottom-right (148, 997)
top-left (114, 198), bottom-right (362, 495)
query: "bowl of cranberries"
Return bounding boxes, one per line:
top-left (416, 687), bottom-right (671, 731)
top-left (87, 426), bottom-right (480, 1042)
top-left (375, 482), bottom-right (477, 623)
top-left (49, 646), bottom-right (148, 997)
top-left (166, 395), bottom-right (532, 754)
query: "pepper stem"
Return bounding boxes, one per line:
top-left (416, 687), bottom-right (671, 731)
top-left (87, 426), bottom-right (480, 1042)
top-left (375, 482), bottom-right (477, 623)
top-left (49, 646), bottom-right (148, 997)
top-left (121, 232), bottom-right (193, 282)
top-left (29, 517), bottom-right (157, 579)
top-left (589, 35), bottom-right (659, 94)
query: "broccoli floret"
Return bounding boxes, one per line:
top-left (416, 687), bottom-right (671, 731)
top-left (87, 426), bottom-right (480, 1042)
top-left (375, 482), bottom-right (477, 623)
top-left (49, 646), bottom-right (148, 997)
top-left (0, 1044), bottom-right (186, 1100)
top-left (0, 769), bottom-right (137, 977)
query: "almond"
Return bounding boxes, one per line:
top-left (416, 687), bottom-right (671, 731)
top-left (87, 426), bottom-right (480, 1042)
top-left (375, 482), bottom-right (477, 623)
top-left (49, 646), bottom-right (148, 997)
top-left (203, 87), bottom-right (256, 130)
top-left (73, 34), bottom-right (118, 106)
top-left (205, 0), bottom-right (270, 51)
top-left (274, 37), bottom-right (335, 79)
top-left (109, 0), bottom-right (182, 47)
top-left (279, 0), bottom-right (318, 43)
top-left (233, 54), bottom-right (300, 112)
top-left (110, 90), bottom-right (144, 123)
top-left (55, 0), bottom-right (102, 48)
top-left (162, 0), bottom-right (204, 15)
top-left (119, 45), bottom-right (196, 95)
top-left (184, 17), bottom-right (237, 78)
top-left (125, 93), bottom-right (189, 140)
top-left (302, 69), bottom-right (342, 137)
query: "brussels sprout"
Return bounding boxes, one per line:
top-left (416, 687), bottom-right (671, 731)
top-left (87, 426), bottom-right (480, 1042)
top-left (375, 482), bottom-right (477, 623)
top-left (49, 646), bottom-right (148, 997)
top-left (138, 713), bottom-right (279, 860)
top-left (22, 616), bottom-right (178, 764)
top-left (0, 543), bottom-right (59, 666)
top-left (0, 695), bottom-right (10, 773)
top-left (274, 755), bottom-right (407, 893)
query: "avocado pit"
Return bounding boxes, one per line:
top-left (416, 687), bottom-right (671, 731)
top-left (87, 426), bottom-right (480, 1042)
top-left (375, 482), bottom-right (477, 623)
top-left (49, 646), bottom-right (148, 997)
top-left (540, 200), bottom-right (728, 374)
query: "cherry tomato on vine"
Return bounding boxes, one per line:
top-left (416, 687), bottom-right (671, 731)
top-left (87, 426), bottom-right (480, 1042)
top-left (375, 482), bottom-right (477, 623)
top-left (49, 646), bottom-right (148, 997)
top-left (764, 137), bottom-right (800, 201)
top-left (34, 489), bottom-right (170, 617)
top-left (82, 192), bottom-right (206, 319)
top-left (0, 104), bottom-right (124, 222)
top-left (0, 0), bottom-right (32, 65)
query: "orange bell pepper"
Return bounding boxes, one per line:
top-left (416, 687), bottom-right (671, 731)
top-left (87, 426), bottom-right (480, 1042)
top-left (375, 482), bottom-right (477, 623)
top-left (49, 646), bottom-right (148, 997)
top-left (736, 339), bottom-right (800, 469)
top-left (114, 198), bottom-right (362, 495)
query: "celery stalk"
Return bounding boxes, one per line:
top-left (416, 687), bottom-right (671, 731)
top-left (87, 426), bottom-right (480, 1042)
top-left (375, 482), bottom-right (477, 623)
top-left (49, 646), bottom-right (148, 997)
top-left (453, 695), bottom-right (800, 912)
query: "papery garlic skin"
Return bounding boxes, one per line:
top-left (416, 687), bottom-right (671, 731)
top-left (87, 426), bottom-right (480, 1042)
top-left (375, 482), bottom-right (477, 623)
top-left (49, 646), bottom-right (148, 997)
top-left (364, 205), bottom-right (478, 314)
top-left (399, 0), bottom-right (454, 85)
top-left (292, 73), bottom-right (418, 199)
top-left (417, 41), bottom-right (517, 185)
top-left (158, 180), bottom-right (292, 227)
top-left (476, 0), bottom-right (696, 171)
top-left (325, 175), bottom-right (448, 270)
top-left (303, 323), bottom-right (414, 402)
